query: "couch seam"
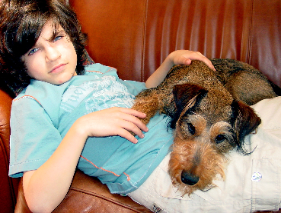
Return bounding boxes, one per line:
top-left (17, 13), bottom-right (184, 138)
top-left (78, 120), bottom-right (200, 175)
top-left (247, 0), bottom-right (254, 64)
top-left (140, 0), bottom-right (149, 82)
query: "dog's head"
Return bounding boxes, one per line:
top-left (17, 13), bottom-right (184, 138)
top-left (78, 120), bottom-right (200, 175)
top-left (168, 83), bottom-right (261, 195)
top-left (170, 83), bottom-right (261, 153)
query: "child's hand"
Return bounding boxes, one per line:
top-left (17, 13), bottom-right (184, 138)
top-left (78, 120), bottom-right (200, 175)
top-left (146, 50), bottom-right (215, 88)
top-left (76, 107), bottom-right (148, 144)
top-left (168, 50), bottom-right (215, 71)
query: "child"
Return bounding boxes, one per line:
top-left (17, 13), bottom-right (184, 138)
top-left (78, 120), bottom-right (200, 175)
top-left (0, 0), bottom-right (213, 211)
top-left (1, 0), bottom-right (281, 212)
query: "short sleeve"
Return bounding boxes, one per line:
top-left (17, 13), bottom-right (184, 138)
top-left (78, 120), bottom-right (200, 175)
top-left (9, 96), bottom-right (62, 178)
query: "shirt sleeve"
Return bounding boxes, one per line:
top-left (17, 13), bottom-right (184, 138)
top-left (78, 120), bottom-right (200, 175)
top-left (9, 95), bottom-right (62, 178)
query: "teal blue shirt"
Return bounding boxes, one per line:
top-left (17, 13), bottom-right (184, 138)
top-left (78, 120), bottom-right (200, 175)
top-left (9, 63), bottom-right (173, 194)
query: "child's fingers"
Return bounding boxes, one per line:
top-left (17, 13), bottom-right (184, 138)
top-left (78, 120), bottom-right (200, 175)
top-left (118, 108), bottom-right (147, 119)
top-left (183, 58), bottom-right (192, 65)
top-left (187, 52), bottom-right (216, 71)
top-left (199, 57), bottom-right (216, 71)
top-left (116, 128), bottom-right (139, 144)
top-left (81, 107), bottom-right (148, 142)
top-left (172, 50), bottom-right (215, 71)
top-left (118, 121), bottom-right (146, 143)
top-left (109, 108), bottom-right (148, 143)
top-left (117, 109), bottom-right (148, 132)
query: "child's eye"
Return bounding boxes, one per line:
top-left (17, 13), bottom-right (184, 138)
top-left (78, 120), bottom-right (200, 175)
top-left (28, 47), bottom-right (39, 56)
top-left (53, 35), bottom-right (64, 42)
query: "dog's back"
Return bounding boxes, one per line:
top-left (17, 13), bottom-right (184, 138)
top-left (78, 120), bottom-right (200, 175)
top-left (211, 58), bottom-right (277, 105)
top-left (132, 58), bottom-right (278, 127)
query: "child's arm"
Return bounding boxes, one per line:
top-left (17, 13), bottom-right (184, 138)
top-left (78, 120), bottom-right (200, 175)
top-left (145, 50), bottom-right (215, 88)
top-left (23, 107), bottom-right (147, 213)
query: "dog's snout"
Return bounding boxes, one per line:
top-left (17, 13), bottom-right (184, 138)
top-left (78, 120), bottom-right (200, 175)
top-left (181, 171), bottom-right (199, 185)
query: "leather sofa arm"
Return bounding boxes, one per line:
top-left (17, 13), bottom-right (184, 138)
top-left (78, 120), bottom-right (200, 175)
top-left (15, 170), bottom-right (152, 213)
top-left (0, 89), bottom-right (20, 212)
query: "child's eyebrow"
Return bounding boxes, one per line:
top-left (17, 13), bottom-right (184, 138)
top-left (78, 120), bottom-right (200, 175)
top-left (49, 29), bottom-right (65, 41)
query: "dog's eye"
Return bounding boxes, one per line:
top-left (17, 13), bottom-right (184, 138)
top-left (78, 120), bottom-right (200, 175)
top-left (215, 134), bottom-right (226, 144)
top-left (187, 123), bottom-right (196, 135)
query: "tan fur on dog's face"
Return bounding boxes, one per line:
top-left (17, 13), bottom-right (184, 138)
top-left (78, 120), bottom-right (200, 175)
top-left (177, 114), bottom-right (235, 154)
top-left (166, 81), bottom-right (261, 195)
top-left (168, 102), bottom-right (235, 195)
top-left (169, 135), bottom-right (226, 195)
top-left (170, 82), bottom-right (237, 153)
top-left (167, 91), bottom-right (236, 195)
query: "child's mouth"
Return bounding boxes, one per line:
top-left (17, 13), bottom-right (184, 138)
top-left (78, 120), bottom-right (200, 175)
top-left (50, 63), bottom-right (67, 74)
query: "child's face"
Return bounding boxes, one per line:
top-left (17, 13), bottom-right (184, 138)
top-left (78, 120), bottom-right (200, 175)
top-left (21, 20), bottom-right (78, 85)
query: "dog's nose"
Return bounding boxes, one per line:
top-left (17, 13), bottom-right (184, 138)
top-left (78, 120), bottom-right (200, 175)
top-left (181, 171), bottom-right (199, 185)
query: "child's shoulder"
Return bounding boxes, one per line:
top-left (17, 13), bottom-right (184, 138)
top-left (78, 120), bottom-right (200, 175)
top-left (12, 80), bottom-right (66, 112)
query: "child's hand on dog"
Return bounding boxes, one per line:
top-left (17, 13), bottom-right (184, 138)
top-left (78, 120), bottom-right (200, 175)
top-left (169, 50), bottom-right (216, 71)
top-left (145, 50), bottom-right (215, 88)
top-left (75, 107), bottom-right (148, 144)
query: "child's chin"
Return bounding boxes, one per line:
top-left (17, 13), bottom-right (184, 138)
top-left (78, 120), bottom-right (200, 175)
top-left (53, 74), bottom-right (75, 85)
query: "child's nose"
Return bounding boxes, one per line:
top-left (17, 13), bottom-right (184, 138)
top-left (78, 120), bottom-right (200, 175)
top-left (45, 45), bottom-right (61, 61)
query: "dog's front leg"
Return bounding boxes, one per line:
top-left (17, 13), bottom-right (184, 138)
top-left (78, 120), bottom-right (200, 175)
top-left (132, 89), bottom-right (161, 125)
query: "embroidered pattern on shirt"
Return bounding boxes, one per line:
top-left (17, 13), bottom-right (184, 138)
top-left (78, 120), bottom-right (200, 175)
top-left (60, 75), bottom-right (134, 113)
top-left (84, 75), bottom-right (134, 113)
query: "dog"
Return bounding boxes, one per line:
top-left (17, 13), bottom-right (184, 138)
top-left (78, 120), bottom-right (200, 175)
top-left (131, 58), bottom-right (277, 195)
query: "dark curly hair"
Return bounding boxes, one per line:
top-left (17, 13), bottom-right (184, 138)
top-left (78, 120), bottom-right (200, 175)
top-left (0, 0), bottom-right (87, 95)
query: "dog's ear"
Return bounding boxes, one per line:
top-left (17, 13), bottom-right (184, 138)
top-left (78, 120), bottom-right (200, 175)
top-left (169, 84), bottom-right (207, 129)
top-left (231, 100), bottom-right (261, 152)
top-left (173, 83), bottom-right (208, 113)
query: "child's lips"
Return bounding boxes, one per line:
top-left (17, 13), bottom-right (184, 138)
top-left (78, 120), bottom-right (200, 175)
top-left (50, 64), bottom-right (66, 73)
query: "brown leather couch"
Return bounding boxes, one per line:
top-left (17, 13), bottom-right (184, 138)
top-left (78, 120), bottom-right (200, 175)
top-left (1, 0), bottom-right (281, 212)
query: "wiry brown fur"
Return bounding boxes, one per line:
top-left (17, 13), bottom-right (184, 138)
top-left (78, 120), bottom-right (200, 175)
top-left (132, 59), bottom-right (277, 195)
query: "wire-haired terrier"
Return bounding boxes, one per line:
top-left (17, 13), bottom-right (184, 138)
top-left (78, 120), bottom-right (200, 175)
top-left (132, 59), bottom-right (277, 195)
